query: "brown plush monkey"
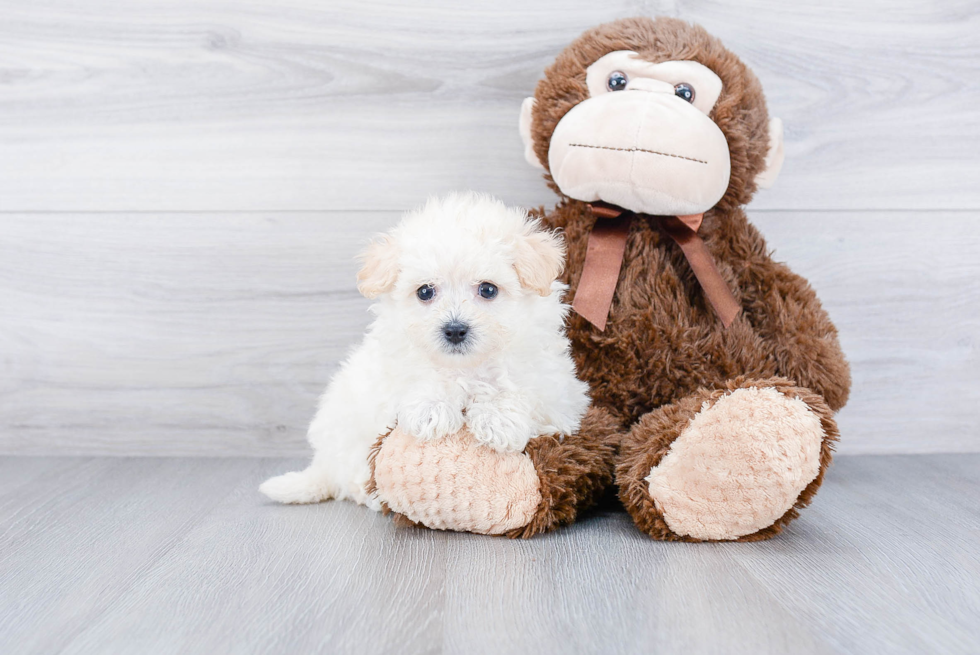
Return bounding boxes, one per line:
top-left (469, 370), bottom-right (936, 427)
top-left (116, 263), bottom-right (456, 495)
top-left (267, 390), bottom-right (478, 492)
top-left (372, 17), bottom-right (850, 541)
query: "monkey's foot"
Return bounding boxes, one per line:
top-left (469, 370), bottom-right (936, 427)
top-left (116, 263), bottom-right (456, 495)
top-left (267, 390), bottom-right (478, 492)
top-left (617, 378), bottom-right (838, 541)
top-left (368, 407), bottom-right (618, 537)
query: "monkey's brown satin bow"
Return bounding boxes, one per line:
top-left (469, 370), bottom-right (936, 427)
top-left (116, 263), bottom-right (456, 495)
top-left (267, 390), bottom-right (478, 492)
top-left (571, 203), bottom-right (741, 331)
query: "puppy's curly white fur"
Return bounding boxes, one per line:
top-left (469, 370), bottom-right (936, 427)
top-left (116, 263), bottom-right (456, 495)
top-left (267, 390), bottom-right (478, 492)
top-left (260, 193), bottom-right (590, 508)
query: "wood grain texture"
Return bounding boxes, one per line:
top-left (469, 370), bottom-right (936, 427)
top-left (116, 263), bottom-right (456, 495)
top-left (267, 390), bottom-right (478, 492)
top-left (0, 212), bottom-right (392, 456)
top-left (1, 210), bottom-right (977, 456)
top-left (0, 455), bottom-right (977, 654)
top-left (751, 211), bottom-right (980, 454)
top-left (0, 0), bottom-right (977, 212)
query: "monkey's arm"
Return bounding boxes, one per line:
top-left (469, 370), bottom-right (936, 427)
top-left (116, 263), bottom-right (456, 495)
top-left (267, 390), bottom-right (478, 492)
top-left (738, 257), bottom-right (851, 412)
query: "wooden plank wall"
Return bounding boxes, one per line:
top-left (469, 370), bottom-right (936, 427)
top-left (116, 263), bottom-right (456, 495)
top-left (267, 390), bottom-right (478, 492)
top-left (1, 0), bottom-right (978, 455)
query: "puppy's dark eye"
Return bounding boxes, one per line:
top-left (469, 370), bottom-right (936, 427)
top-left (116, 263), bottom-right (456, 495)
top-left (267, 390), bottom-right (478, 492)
top-left (674, 83), bottom-right (695, 103)
top-left (607, 71), bottom-right (628, 92)
top-left (416, 284), bottom-right (435, 302)
top-left (478, 282), bottom-right (498, 300)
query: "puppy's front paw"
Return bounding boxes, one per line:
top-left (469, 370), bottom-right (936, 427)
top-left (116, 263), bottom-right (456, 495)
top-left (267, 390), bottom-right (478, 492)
top-left (466, 404), bottom-right (536, 453)
top-left (400, 400), bottom-right (465, 441)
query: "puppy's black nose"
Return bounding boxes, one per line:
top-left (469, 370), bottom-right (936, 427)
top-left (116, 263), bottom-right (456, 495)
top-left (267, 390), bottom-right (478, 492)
top-left (442, 321), bottom-right (469, 345)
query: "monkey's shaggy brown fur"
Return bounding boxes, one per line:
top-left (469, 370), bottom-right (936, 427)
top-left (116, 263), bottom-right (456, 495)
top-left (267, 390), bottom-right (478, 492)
top-left (507, 407), bottom-right (620, 538)
top-left (523, 17), bottom-right (851, 540)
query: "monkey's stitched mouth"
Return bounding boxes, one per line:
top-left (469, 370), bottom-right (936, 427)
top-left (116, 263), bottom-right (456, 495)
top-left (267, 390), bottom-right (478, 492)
top-left (568, 143), bottom-right (707, 165)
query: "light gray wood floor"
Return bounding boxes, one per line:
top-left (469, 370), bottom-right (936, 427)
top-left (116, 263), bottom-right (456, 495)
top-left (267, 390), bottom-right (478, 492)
top-left (1, 454), bottom-right (977, 655)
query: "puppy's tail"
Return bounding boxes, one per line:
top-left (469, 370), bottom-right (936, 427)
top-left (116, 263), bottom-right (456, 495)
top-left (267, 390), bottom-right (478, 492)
top-left (259, 468), bottom-right (335, 504)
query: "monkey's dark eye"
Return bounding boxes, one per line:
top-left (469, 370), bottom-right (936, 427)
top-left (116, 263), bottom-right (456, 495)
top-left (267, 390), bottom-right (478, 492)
top-left (478, 282), bottom-right (498, 300)
top-left (674, 83), bottom-right (695, 103)
top-left (606, 71), bottom-right (628, 92)
top-left (416, 284), bottom-right (435, 302)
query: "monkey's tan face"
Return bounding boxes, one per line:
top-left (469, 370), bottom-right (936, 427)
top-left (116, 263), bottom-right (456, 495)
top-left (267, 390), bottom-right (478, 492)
top-left (554, 52), bottom-right (729, 216)
top-left (522, 51), bottom-right (741, 217)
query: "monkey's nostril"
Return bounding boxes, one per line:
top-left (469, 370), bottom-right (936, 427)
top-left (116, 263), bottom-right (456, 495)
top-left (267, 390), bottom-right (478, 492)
top-left (442, 321), bottom-right (469, 346)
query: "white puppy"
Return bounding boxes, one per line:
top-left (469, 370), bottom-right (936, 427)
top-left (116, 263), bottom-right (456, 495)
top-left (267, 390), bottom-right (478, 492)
top-left (260, 193), bottom-right (590, 509)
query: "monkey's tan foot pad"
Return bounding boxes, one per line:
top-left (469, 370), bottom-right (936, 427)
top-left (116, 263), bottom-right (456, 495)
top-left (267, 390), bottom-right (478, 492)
top-left (645, 386), bottom-right (827, 541)
top-left (370, 427), bottom-right (541, 535)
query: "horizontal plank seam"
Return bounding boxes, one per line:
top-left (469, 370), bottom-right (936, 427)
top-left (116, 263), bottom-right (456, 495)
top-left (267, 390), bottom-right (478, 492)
top-left (1, 208), bottom-right (979, 215)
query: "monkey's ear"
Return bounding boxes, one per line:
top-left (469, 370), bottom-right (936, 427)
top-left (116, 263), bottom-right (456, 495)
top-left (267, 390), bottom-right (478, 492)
top-left (356, 235), bottom-right (399, 299)
top-left (514, 227), bottom-right (565, 296)
top-left (755, 117), bottom-right (785, 190)
top-left (519, 97), bottom-right (546, 170)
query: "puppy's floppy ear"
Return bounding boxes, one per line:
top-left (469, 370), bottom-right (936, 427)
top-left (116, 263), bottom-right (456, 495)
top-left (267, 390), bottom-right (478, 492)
top-left (357, 234), bottom-right (399, 299)
top-left (514, 225), bottom-right (565, 296)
